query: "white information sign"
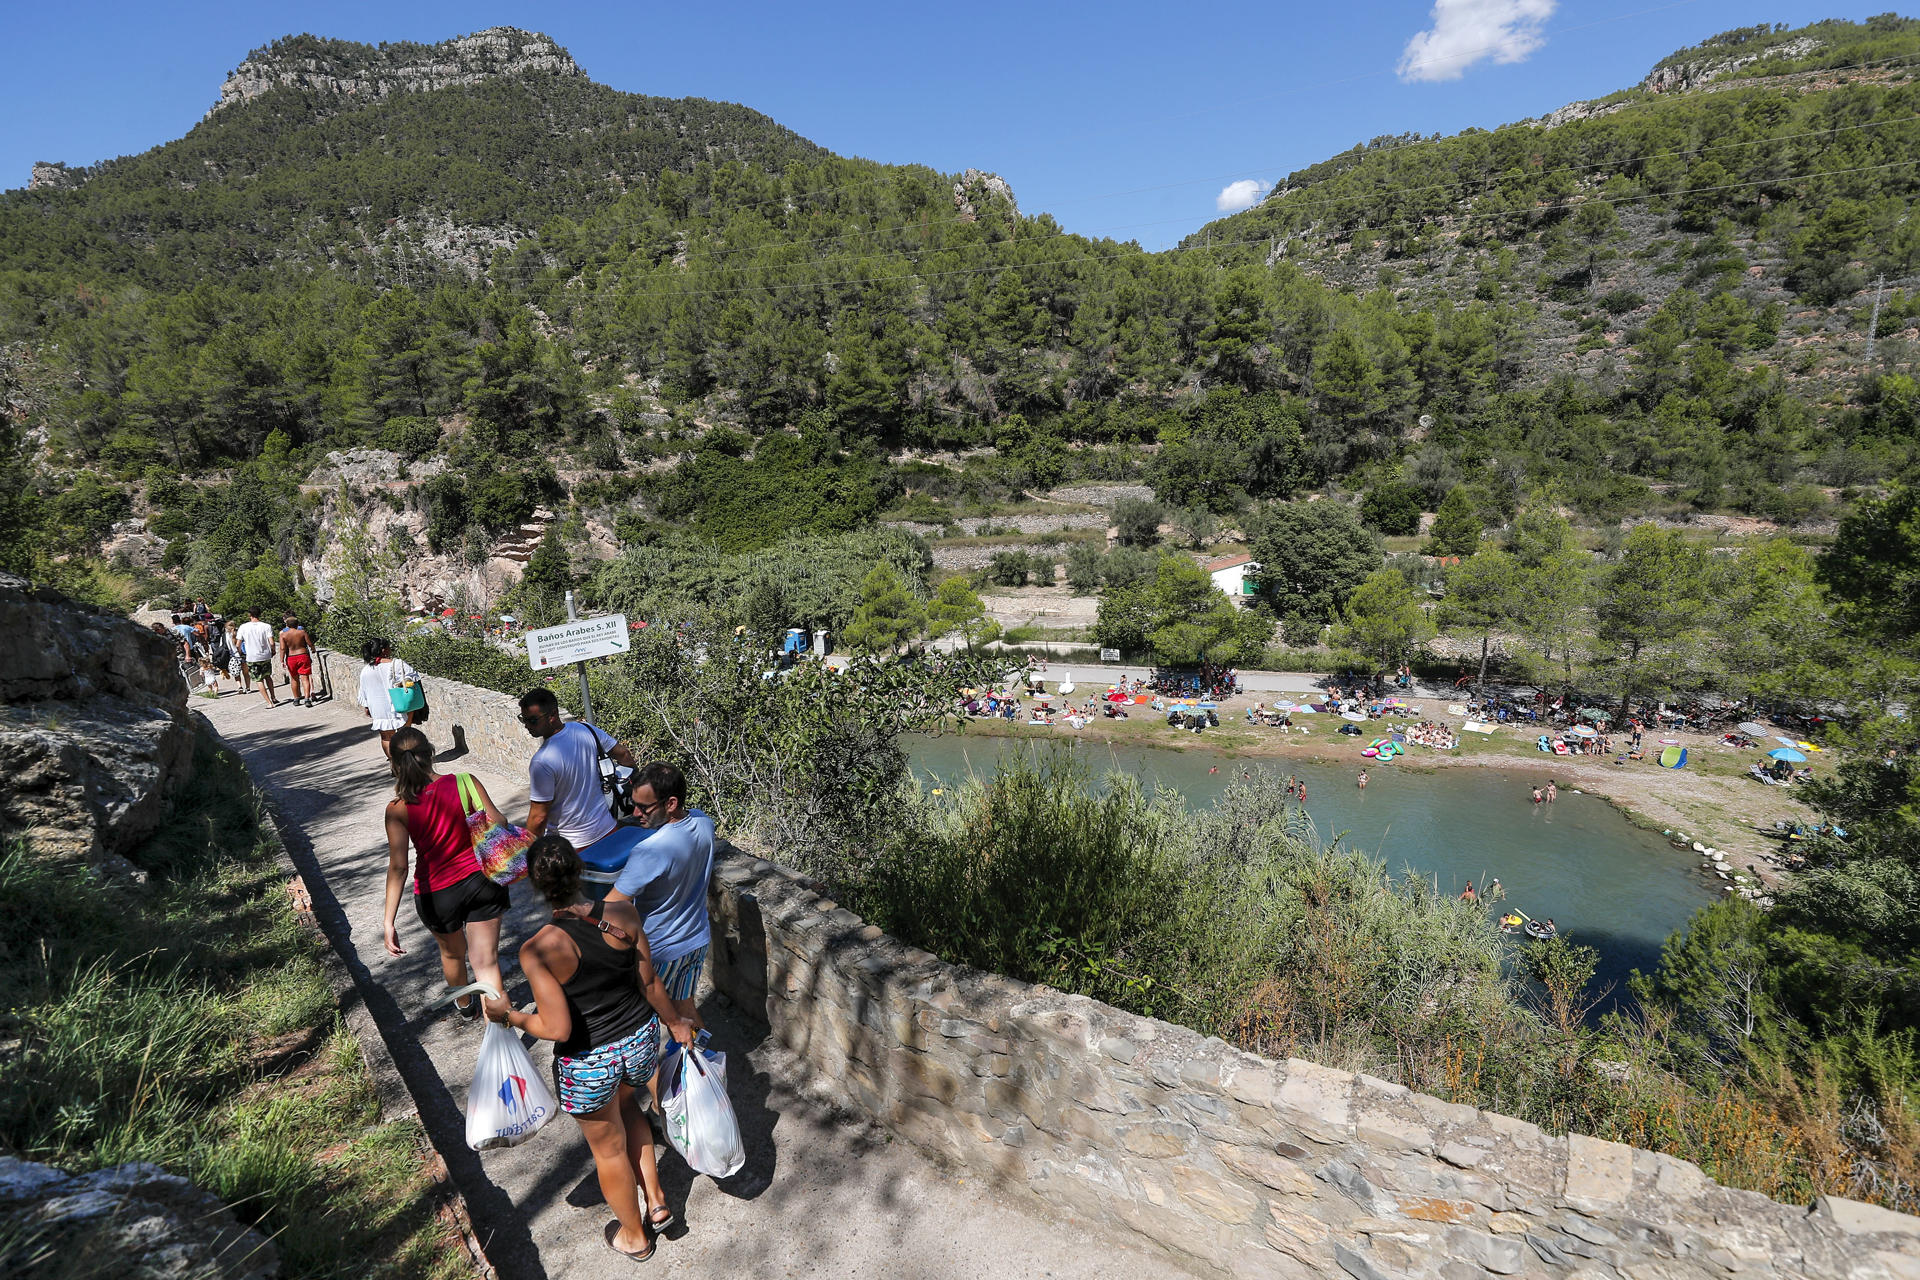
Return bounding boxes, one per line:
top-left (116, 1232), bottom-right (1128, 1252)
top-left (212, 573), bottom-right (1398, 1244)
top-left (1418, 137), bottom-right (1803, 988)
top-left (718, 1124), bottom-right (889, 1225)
top-left (1100, 648), bottom-right (1121, 662)
top-left (525, 614), bottom-right (630, 669)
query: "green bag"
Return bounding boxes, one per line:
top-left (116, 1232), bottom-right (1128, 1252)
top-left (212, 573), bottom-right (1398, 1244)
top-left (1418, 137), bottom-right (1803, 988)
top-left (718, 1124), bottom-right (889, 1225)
top-left (388, 675), bottom-right (425, 714)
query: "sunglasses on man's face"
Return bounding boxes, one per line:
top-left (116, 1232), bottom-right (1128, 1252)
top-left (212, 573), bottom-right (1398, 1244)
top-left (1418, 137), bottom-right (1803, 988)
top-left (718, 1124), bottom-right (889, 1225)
top-left (517, 711), bottom-right (545, 724)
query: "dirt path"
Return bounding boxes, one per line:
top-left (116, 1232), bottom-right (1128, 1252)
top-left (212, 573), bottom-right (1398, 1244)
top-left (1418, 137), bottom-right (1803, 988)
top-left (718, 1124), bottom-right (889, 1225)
top-left (194, 689), bottom-right (1198, 1280)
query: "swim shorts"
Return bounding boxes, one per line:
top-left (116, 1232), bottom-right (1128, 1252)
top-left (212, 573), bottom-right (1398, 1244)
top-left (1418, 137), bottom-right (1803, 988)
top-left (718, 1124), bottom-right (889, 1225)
top-left (413, 871), bottom-right (511, 935)
top-left (247, 660), bottom-right (271, 681)
top-left (554, 1017), bottom-right (661, 1115)
top-left (285, 652), bottom-right (312, 677)
top-left (655, 945), bottom-right (708, 1002)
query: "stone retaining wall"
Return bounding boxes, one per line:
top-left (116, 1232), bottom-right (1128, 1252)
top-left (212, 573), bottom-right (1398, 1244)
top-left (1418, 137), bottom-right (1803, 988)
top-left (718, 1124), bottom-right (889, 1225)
top-left (705, 850), bottom-right (1920, 1280)
top-left (313, 649), bottom-right (529, 769)
top-left (305, 658), bottom-right (1920, 1278)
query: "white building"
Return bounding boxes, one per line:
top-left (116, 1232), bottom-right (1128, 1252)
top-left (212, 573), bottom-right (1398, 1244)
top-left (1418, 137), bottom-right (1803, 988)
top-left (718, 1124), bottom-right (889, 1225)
top-left (1206, 554), bottom-right (1261, 606)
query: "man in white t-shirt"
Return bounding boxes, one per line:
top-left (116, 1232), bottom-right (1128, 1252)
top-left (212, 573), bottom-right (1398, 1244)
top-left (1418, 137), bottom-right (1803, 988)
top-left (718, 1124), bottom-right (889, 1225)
top-left (518, 688), bottom-right (647, 885)
top-left (235, 607), bottom-right (278, 707)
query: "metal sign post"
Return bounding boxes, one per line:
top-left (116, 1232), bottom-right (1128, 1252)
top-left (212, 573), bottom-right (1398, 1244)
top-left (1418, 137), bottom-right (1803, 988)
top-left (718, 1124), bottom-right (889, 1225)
top-left (567, 592), bottom-right (591, 725)
top-left (523, 599), bottom-right (630, 723)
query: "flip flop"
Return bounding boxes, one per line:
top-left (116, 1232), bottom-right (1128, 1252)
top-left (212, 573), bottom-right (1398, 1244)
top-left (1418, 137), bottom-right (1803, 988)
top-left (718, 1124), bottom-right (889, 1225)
top-left (604, 1221), bottom-right (655, 1263)
top-left (648, 1203), bottom-right (676, 1232)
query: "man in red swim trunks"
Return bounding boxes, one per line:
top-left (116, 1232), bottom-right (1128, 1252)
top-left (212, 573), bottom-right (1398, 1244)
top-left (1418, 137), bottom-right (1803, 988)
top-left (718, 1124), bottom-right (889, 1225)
top-left (280, 617), bottom-right (316, 708)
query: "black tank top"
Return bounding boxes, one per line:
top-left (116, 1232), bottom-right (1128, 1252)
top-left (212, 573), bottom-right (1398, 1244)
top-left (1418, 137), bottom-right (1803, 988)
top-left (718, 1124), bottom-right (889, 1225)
top-left (553, 901), bottom-right (650, 1058)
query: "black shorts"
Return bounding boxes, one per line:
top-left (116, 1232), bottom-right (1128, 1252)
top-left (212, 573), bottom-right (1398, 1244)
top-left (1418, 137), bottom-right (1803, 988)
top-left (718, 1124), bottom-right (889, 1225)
top-left (413, 871), bottom-right (511, 935)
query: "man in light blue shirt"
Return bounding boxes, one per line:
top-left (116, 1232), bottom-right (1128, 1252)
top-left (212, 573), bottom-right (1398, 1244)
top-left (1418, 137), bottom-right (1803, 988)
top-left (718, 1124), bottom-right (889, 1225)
top-left (608, 761), bottom-right (715, 1033)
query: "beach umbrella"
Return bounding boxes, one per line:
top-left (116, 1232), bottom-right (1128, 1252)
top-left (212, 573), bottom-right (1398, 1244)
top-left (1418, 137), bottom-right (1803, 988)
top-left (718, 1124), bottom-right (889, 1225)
top-left (439, 608), bottom-right (456, 617)
top-left (1570, 725), bottom-right (1597, 737)
top-left (1738, 722), bottom-right (1768, 736)
top-left (1769, 747), bottom-right (1807, 763)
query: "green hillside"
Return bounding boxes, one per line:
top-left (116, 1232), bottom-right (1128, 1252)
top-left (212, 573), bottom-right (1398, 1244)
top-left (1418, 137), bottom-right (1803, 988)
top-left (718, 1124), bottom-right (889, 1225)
top-left (1, 39), bottom-right (828, 290)
top-left (2, 16), bottom-right (1918, 597)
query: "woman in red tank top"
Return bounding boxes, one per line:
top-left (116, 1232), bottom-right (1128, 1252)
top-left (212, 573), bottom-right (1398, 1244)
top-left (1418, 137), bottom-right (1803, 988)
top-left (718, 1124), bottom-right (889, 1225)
top-left (380, 727), bottom-right (514, 1019)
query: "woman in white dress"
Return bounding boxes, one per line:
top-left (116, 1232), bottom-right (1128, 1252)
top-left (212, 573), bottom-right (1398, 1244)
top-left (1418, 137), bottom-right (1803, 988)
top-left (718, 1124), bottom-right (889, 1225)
top-left (357, 638), bottom-right (417, 758)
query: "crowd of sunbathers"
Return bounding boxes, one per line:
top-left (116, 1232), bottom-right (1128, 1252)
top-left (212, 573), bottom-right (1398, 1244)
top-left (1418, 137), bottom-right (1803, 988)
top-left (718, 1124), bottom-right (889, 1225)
top-left (1404, 720), bottom-right (1459, 749)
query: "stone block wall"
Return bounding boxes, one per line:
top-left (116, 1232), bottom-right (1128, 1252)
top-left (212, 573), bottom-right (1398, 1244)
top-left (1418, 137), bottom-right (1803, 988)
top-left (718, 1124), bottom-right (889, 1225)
top-left (301, 658), bottom-right (1920, 1277)
top-left (314, 649), bottom-right (530, 769)
top-left (706, 849), bottom-right (1920, 1280)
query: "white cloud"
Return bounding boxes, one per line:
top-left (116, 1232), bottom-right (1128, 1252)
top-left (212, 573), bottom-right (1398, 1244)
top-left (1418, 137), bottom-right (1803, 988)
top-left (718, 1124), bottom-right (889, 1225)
top-left (1216, 179), bottom-right (1269, 213)
top-left (1398, 0), bottom-right (1557, 82)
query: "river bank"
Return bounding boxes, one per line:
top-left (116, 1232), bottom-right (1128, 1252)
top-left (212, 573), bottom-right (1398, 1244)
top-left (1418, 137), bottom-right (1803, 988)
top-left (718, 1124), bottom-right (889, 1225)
top-left (945, 699), bottom-right (1821, 884)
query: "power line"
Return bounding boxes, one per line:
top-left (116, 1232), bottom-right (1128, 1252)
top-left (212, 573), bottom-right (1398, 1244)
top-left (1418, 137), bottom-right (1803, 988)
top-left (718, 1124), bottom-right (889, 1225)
top-left (534, 15), bottom-right (1918, 252)
top-left (556, 42), bottom-right (1920, 281)
top-left (595, 154), bottom-right (1920, 303)
top-left (637, 102), bottom-right (1920, 281)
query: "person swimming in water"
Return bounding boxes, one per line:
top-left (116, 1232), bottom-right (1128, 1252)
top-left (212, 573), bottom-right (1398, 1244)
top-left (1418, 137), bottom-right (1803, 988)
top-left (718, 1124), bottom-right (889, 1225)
top-left (1357, 769), bottom-right (1369, 790)
top-left (1488, 877), bottom-right (1505, 901)
top-left (1531, 786), bottom-right (1544, 804)
top-left (1545, 780), bottom-right (1558, 803)
top-left (1460, 881), bottom-right (1477, 902)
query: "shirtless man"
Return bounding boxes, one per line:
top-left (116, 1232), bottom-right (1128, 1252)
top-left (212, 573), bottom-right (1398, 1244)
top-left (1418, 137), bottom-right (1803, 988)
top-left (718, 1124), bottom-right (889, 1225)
top-left (280, 617), bottom-right (316, 707)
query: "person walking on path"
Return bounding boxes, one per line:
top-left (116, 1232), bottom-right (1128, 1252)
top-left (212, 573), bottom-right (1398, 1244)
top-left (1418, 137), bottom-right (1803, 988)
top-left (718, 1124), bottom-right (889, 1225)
top-left (236, 607), bottom-right (278, 707)
top-left (193, 619), bottom-right (229, 696)
top-left (518, 689), bottom-right (645, 891)
top-left (280, 616), bottom-right (316, 707)
top-left (358, 638), bottom-right (416, 757)
top-left (484, 836), bottom-right (696, 1263)
top-left (607, 762), bottom-right (716, 1038)
top-left (379, 727), bottom-right (510, 1021)
top-left (225, 617), bottom-right (251, 693)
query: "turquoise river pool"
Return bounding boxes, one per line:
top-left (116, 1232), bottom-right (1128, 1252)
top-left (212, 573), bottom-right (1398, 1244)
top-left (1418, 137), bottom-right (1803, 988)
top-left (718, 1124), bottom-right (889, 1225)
top-left (905, 734), bottom-right (1718, 1000)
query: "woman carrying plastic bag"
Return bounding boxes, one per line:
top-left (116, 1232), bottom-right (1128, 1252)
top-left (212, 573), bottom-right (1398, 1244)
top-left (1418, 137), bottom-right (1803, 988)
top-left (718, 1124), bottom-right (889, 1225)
top-left (658, 1033), bottom-right (745, 1178)
top-left (483, 835), bottom-right (696, 1263)
top-left (458, 995), bottom-right (560, 1151)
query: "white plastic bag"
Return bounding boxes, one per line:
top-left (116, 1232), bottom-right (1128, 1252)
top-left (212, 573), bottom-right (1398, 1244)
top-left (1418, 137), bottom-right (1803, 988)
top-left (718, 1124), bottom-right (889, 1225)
top-left (660, 1038), bottom-right (745, 1177)
top-left (457, 988), bottom-right (558, 1151)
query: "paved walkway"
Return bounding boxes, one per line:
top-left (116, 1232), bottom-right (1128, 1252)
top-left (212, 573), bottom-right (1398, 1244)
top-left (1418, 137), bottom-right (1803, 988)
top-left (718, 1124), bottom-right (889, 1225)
top-left (196, 690), bottom-right (1194, 1280)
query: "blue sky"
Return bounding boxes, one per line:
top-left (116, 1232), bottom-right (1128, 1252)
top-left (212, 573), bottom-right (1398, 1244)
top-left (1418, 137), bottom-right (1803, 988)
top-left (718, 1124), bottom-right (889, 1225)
top-left (3, 1), bottom-right (1901, 247)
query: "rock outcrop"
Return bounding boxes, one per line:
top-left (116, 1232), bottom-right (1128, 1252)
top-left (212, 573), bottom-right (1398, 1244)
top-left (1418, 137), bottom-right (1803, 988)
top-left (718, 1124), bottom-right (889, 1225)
top-left (0, 1156), bottom-right (278, 1279)
top-left (0, 574), bottom-right (194, 860)
top-left (208, 26), bottom-right (583, 117)
top-left (953, 169), bottom-right (1019, 222)
top-left (1642, 36), bottom-right (1823, 93)
top-left (27, 161), bottom-right (83, 192)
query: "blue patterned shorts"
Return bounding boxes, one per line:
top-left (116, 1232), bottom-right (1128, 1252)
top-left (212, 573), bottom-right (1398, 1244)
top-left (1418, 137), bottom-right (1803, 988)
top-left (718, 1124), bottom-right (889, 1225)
top-left (553, 1018), bottom-right (660, 1116)
top-left (655, 945), bottom-right (707, 1002)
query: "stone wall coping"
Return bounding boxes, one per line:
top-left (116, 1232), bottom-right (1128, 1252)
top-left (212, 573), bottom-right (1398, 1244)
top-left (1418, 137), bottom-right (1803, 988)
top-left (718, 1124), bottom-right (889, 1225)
top-left (708, 840), bottom-right (1920, 1278)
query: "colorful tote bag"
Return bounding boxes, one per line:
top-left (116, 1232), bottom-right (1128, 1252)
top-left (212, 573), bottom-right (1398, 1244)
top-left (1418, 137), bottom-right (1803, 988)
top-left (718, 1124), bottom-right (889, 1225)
top-left (456, 773), bottom-right (533, 886)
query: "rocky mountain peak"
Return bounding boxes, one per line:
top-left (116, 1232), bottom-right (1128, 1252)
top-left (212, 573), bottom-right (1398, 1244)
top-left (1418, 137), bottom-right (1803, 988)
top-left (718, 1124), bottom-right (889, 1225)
top-left (208, 26), bottom-right (584, 117)
top-left (952, 169), bottom-right (1018, 223)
